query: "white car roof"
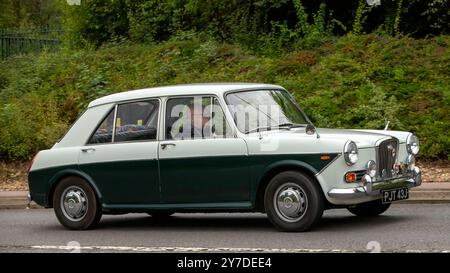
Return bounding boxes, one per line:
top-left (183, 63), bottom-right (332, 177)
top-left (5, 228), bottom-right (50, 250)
top-left (88, 83), bottom-right (284, 108)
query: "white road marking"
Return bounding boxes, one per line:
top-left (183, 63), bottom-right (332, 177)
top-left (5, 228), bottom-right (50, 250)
top-left (30, 245), bottom-right (356, 253)
top-left (28, 245), bottom-right (450, 253)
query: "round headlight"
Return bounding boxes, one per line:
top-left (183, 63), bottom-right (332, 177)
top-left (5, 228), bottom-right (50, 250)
top-left (406, 154), bottom-right (415, 171)
top-left (406, 134), bottom-right (420, 155)
top-left (344, 141), bottom-right (359, 165)
top-left (366, 160), bottom-right (377, 178)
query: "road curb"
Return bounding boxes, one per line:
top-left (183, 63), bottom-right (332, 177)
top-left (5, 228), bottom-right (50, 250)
top-left (0, 183), bottom-right (449, 209)
top-left (0, 191), bottom-right (41, 209)
top-left (400, 187), bottom-right (450, 204)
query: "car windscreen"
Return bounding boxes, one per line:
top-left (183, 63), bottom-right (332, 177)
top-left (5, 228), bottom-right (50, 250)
top-left (225, 89), bottom-right (308, 133)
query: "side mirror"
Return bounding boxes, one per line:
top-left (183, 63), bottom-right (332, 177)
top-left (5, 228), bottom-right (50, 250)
top-left (306, 124), bottom-right (320, 139)
top-left (305, 124), bottom-right (316, 135)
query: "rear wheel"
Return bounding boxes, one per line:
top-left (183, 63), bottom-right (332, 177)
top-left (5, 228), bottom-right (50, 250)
top-left (53, 176), bottom-right (102, 230)
top-left (347, 199), bottom-right (391, 217)
top-left (264, 171), bottom-right (324, 232)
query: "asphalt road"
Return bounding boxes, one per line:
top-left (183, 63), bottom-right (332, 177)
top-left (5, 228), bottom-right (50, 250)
top-left (1, 204), bottom-right (450, 253)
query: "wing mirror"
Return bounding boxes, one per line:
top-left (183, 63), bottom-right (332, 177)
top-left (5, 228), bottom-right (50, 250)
top-left (306, 124), bottom-right (320, 138)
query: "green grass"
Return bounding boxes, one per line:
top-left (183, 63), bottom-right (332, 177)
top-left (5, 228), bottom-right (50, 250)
top-left (0, 34), bottom-right (449, 160)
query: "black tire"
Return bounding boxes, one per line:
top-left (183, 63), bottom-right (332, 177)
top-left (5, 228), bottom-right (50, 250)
top-left (147, 211), bottom-right (174, 219)
top-left (264, 171), bottom-right (324, 232)
top-left (53, 176), bottom-right (102, 230)
top-left (347, 199), bottom-right (391, 217)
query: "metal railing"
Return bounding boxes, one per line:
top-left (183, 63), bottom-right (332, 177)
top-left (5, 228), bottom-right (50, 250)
top-left (0, 25), bottom-right (62, 59)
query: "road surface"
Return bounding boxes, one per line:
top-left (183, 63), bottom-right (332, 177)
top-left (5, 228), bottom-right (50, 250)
top-left (1, 204), bottom-right (449, 252)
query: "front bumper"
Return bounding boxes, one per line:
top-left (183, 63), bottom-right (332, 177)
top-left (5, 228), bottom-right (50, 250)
top-left (328, 167), bottom-right (422, 199)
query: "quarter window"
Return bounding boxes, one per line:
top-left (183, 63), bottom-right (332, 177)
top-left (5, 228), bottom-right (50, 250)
top-left (89, 108), bottom-right (114, 144)
top-left (88, 100), bottom-right (159, 144)
top-left (165, 96), bottom-right (232, 140)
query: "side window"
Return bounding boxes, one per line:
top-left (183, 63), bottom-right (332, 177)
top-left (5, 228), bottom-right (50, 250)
top-left (88, 100), bottom-right (159, 144)
top-left (115, 100), bottom-right (159, 142)
top-left (89, 108), bottom-right (115, 144)
top-left (165, 96), bottom-right (233, 140)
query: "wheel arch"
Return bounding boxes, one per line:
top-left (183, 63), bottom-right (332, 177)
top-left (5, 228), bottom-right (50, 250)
top-left (254, 160), bottom-right (326, 212)
top-left (47, 169), bottom-right (102, 208)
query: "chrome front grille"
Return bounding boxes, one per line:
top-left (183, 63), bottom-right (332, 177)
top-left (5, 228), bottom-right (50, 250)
top-left (378, 139), bottom-right (398, 179)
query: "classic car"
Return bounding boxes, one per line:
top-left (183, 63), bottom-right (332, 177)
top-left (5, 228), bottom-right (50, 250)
top-left (28, 83), bottom-right (421, 231)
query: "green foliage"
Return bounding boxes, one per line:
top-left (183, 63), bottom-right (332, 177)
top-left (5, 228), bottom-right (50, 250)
top-left (404, 0), bottom-right (449, 36)
top-left (0, 95), bottom-right (68, 159)
top-left (256, 1), bottom-right (337, 55)
top-left (0, 0), bottom-right (14, 28)
top-left (292, 1), bottom-right (334, 49)
top-left (0, 34), bottom-right (448, 160)
top-left (0, 0), bottom-right (64, 28)
top-left (60, 0), bottom-right (449, 49)
top-left (393, 0), bottom-right (404, 36)
top-left (63, 0), bottom-right (129, 48)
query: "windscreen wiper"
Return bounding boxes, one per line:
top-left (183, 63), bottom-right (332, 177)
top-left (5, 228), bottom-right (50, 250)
top-left (244, 123), bottom-right (305, 134)
top-left (278, 122), bottom-right (306, 128)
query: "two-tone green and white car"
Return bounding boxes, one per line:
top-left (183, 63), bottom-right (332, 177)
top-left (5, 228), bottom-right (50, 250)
top-left (28, 83), bottom-right (421, 231)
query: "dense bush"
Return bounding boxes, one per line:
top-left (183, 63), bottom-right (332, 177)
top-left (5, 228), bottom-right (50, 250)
top-left (61, 0), bottom-right (449, 48)
top-left (0, 94), bottom-right (68, 159)
top-left (0, 34), bottom-right (448, 160)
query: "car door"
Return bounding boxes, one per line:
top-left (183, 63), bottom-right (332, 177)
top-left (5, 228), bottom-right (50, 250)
top-left (78, 99), bottom-right (161, 205)
top-left (158, 95), bottom-right (250, 205)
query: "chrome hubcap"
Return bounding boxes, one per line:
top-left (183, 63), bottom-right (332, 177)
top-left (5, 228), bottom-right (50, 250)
top-left (61, 186), bottom-right (88, 222)
top-left (274, 183), bottom-right (308, 222)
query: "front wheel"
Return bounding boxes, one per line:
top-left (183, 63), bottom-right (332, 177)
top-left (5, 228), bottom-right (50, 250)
top-left (264, 171), bottom-right (324, 232)
top-left (347, 199), bottom-right (391, 217)
top-left (53, 176), bottom-right (102, 230)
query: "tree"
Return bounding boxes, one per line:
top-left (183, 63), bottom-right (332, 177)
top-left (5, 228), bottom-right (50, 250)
top-left (0, 0), bottom-right (64, 28)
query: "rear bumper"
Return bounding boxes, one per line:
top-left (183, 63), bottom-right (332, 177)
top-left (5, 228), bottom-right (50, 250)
top-left (328, 167), bottom-right (421, 199)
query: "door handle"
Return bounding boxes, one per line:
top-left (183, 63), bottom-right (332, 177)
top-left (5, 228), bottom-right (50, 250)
top-left (81, 147), bottom-right (96, 152)
top-left (161, 143), bottom-right (176, 149)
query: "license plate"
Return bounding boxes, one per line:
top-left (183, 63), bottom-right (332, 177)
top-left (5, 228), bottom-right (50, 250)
top-left (381, 187), bottom-right (409, 204)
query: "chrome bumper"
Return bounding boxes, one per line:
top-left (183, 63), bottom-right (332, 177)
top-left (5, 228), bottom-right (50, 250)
top-left (328, 167), bottom-right (422, 199)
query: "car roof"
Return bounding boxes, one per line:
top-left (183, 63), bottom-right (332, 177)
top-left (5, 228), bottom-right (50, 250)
top-left (88, 83), bottom-right (284, 108)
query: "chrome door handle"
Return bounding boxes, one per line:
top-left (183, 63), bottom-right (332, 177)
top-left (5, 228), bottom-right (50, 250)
top-left (81, 147), bottom-right (96, 152)
top-left (161, 143), bottom-right (176, 149)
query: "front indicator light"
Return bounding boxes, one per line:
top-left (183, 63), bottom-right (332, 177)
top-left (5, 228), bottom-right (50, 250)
top-left (345, 172), bottom-right (357, 183)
